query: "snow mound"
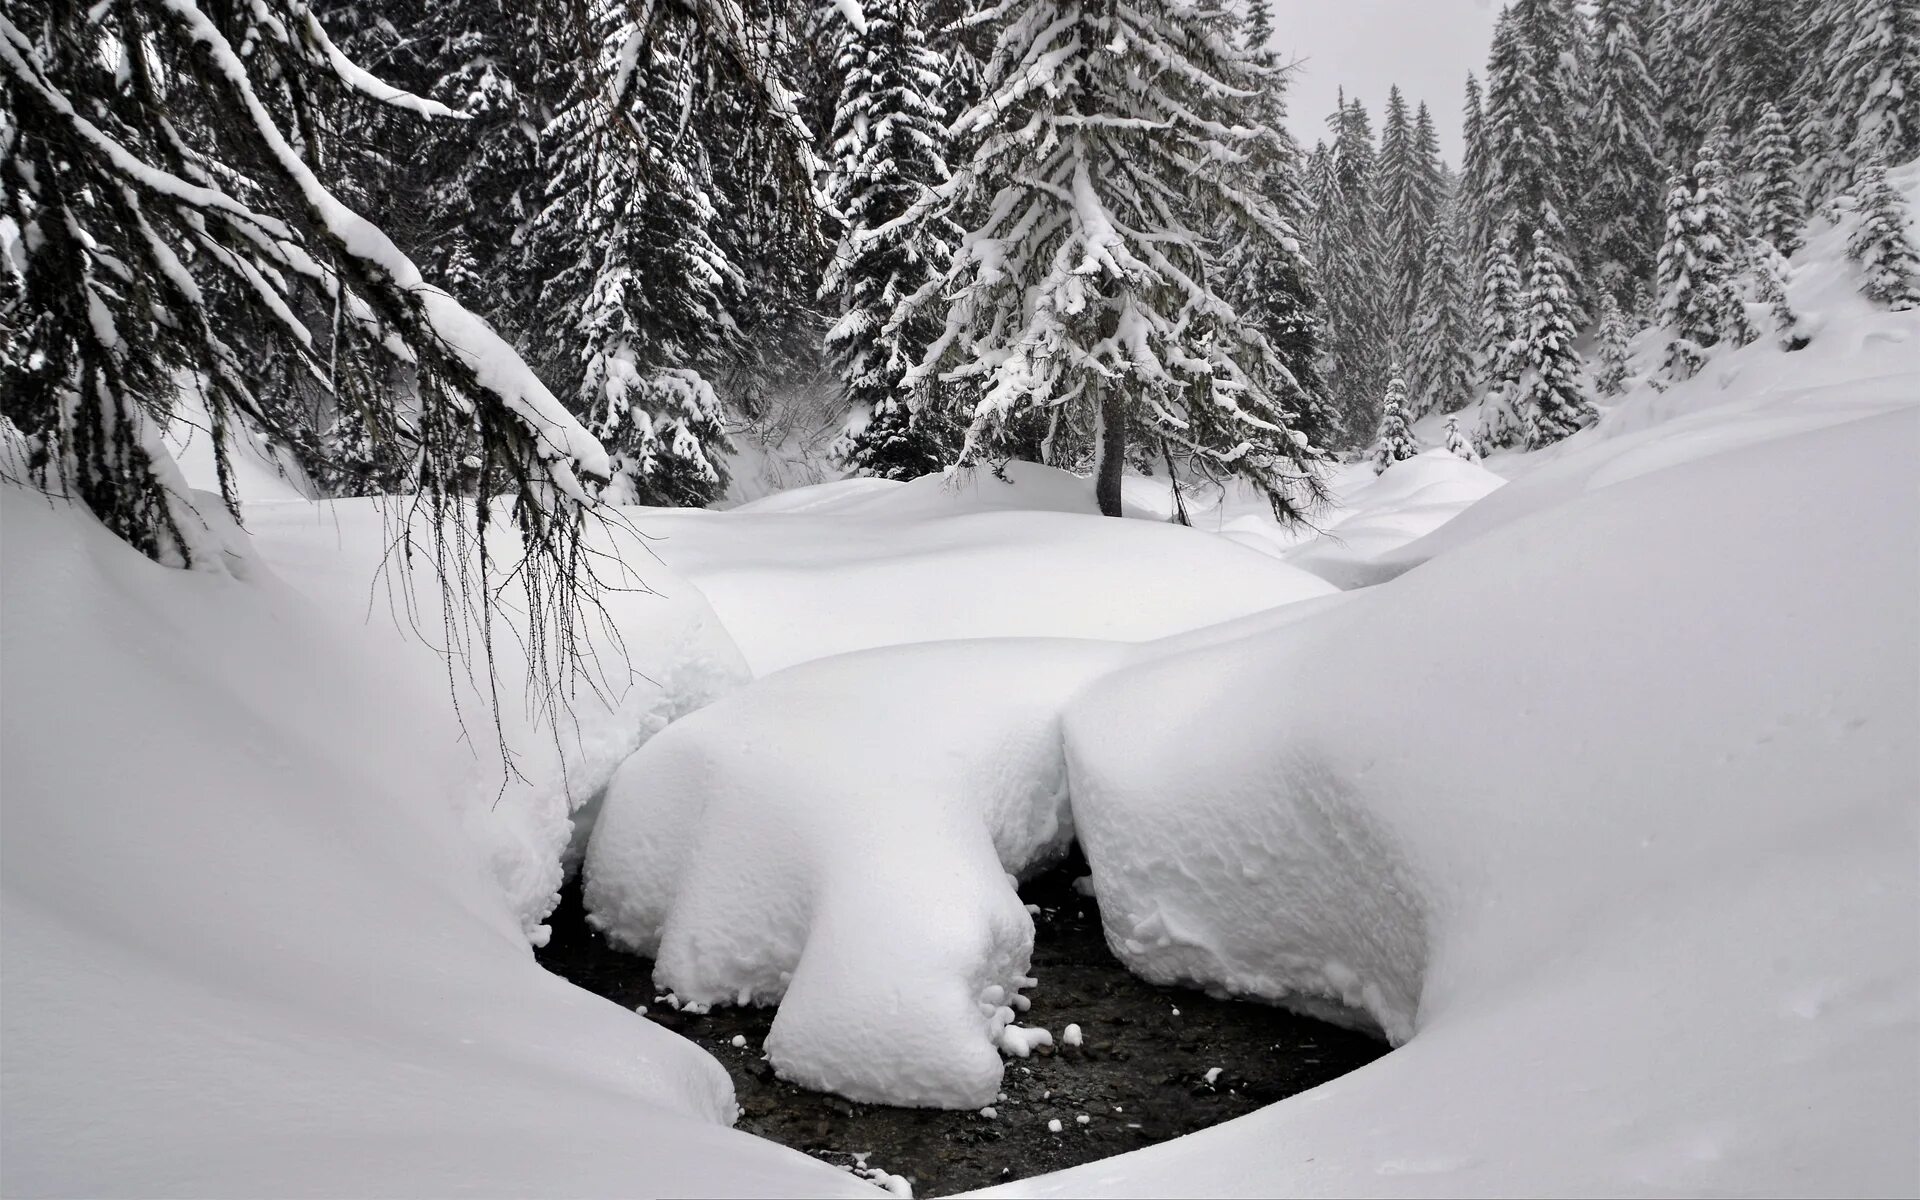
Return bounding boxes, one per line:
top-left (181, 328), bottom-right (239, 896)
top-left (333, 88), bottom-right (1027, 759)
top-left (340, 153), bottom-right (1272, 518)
top-left (1038, 403), bottom-right (1918, 1195)
top-left (630, 502), bottom-right (1336, 675)
top-left (585, 639), bottom-right (1125, 1107)
top-left (1281, 449), bottom-right (1507, 588)
top-left (0, 487), bottom-right (862, 1198)
top-left (242, 499), bottom-right (751, 938)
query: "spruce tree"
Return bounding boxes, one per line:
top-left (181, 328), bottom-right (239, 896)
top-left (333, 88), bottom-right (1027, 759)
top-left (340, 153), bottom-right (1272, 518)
top-left (1443, 412), bottom-right (1479, 460)
top-left (1699, 0), bottom-right (1808, 142)
top-left (1519, 228), bottom-right (1595, 448)
top-left (1375, 90), bottom-right (1443, 340)
top-left (1594, 292), bottom-right (1635, 397)
top-left (1, 0), bottom-right (605, 570)
top-left (821, 0), bottom-right (965, 480)
top-left (1846, 159), bottom-right (1920, 310)
top-left (1371, 369), bottom-right (1420, 474)
top-left (1485, 2), bottom-right (1583, 316)
top-left (528, 4), bottom-right (743, 506)
top-left (1656, 140), bottom-right (1752, 382)
top-left (1587, 0), bottom-right (1665, 307)
top-left (1805, 0), bottom-right (1920, 195)
top-left (1406, 217), bottom-right (1475, 419)
top-left (1747, 103), bottom-right (1805, 258)
top-left (1312, 94), bottom-right (1390, 439)
top-left (1747, 238), bottom-right (1809, 348)
top-left (1459, 73), bottom-right (1495, 280)
top-left (1476, 231), bottom-right (1528, 447)
top-left (903, 0), bottom-right (1330, 519)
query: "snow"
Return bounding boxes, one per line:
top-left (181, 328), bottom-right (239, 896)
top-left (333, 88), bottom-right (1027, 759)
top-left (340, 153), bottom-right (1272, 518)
top-left (0, 487), bottom-right (864, 1198)
top-left (1062, 1022), bottom-right (1084, 1047)
top-left (584, 639), bottom-right (1126, 1107)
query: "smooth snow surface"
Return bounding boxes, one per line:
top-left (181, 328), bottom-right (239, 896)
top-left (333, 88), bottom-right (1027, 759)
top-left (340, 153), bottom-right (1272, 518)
top-left (0, 491), bottom-right (864, 1199)
top-left (586, 639), bottom-right (1126, 1107)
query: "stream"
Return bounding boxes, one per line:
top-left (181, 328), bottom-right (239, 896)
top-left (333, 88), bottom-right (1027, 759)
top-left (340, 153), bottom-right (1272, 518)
top-left (537, 853), bottom-right (1388, 1196)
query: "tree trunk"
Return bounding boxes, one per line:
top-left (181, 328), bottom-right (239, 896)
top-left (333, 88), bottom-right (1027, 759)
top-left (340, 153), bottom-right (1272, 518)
top-left (1095, 387), bottom-right (1126, 518)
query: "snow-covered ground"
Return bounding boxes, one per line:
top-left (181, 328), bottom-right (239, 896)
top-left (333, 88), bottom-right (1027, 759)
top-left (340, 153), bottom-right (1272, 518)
top-left (5, 167), bottom-right (1917, 1196)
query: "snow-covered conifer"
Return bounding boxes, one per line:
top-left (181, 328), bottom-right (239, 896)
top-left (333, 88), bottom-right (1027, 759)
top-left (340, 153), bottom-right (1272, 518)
top-left (1747, 103), bottom-right (1805, 258)
top-left (1587, 0), bottom-right (1664, 306)
top-left (1845, 159), bottom-right (1920, 310)
top-left (1371, 370), bottom-right (1420, 474)
top-left (0, 0), bottom-right (605, 568)
top-left (1376, 90), bottom-right (1445, 338)
top-left (1746, 239), bottom-right (1809, 348)
top-left (1656, 137), bottom-right (1753, 382)
top-left (1804, 0), bottom-right (1920, 194)
top-left (1518, 229), bottom-right (1595, 448)
top-left (822, 0), bottom-right (965, 479)
top-left (1485, 3), bottom-right (1583, 316)
top-left (901, 0), bottom-right (1330, 519)
top-left (530, 5), bottom-right (744, 506)
top-left (1444, 413), bottom-right (1479, 460)
top-left (1594, 293), bottom-right (1635, 397)
top-left (1459, 73), bottom-right (1496, 277)
top-left (1313, 94), bottom-right (1391, 438)
top-left (1476, 231), bottom-right (1528, 446)
top-left (1406, 217), bottom-right (1475, 419)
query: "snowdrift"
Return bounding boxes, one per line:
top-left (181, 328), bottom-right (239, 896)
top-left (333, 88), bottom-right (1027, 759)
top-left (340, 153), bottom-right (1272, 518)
top-left (0, 490), bottom-right (866, 1198)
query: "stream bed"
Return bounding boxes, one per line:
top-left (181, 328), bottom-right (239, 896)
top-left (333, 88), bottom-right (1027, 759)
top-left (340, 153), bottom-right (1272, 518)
top-left (538, 854), bottom-right (1388, 1196)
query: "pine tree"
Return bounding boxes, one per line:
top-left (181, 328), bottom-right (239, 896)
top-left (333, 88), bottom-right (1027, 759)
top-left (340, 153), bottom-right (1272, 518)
top-left (1, 0), bottom-right (604, 570)
top-left (1746, 238), bottom-right (1808, 348)
top-left (1312, 94), bottom-right (1390, 439)
top-left (1443, 413), bottom-right (1479, 460)
top-left (1647, 0), bottom-right (1712, 168)
top-left (1459, 73), bottom-right (1495, 279)
top-left (1587, 0), bottom-right (1665, 307)
top-left (528, 3), bottom-right (743, 506)
top-left (821, 0), bottom-right (965, 480)
top-left (1371, 369), bottom-right (1420, 474)
top-left (1655, 140), bottom-right (1752, 382)
top-left (1846, 159), bottom-right (1920, 310)
top-left (1375, 90), bottom-right (1444, 340)
top-left (1485, 2), bottom-right (1583, 317)
top-left (1594, 292), bottom-right (1635, 397)
top-left (1220, 0), bottom-right (1338, 451)
top-left (1518, 229), bottom-right (1595, 448)
top-left (1476, 231), bottom-right (1528, 447)
top-left (1406, 217), bottom-right (1475, 419)
top-left (903, 0), bottom-right (1330, 519)
top-left (1804, 0), bottom-right (1920, 195)
top-left (1747, 103), bottom-right (1805, 257)
top-left (1699, 0), bottom-right (1808, 142)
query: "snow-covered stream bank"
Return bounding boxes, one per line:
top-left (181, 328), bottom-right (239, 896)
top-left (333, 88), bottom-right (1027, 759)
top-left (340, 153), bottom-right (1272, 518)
top-left (540, 856), bottom-right (1388, 1197)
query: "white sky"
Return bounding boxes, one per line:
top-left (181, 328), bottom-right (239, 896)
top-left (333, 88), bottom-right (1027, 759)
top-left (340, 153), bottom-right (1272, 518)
top-left (1270, 0), bottom-right (1505, 165)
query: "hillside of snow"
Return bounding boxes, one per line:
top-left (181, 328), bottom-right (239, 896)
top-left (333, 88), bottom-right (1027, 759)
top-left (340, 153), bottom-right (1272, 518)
top-left (4, 168), bottom-right (1917, 1197)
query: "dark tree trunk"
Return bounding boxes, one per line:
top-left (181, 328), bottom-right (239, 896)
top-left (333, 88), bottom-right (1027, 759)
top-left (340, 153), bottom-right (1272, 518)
top-left (1096, 387), bottom-right (1126, 517)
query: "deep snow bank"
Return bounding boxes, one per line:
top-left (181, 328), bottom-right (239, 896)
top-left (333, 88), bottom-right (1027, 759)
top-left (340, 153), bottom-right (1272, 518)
top-left (0, 489), bottom-right (866, 1197)
top-left (632, 466), bottom-right (1338, 675)
top-left (241, 499), bottom-right (750, 935)
top-left (585, 639), bottom-right (1128, 1107)
top-left (1033, 405), bottom-right (1919, 1196)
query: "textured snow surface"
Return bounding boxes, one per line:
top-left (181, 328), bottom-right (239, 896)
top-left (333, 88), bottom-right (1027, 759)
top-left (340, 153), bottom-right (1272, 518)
top-left (243, 499), bottom-right (750, 937)
top-left (0, 491), bottom-right (866, 1199)
top-left (1008, 400), bottom-right (1920, 1198)
top-left (586, 639), bottom-right (1125, 1107)
top-left (631, 463), bottom-right (1337, 675)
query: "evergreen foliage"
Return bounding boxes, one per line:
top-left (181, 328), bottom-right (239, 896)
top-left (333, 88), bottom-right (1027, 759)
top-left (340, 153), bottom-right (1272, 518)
top-left (1747, 103), bottom-right (1805, 257)
top-left (1594, 293), bottom-right (1635, 397)
top-left (1371, 369), bottom-right (1420, 474)
top-left (1458, 73), bottom-right (1495, 280)
top-left (1406, 217), bottom-right (1475, 419)
top-left (821, 0), bottom-right (964, 480)
top-left (902, 0), bottom-right (1330, 520)
top-left (1443, 412), bottom-right (1479, 460)
top-left (1311, 95), bottom-right (1390, 440)
top-left (1518, 228), bottom-right (1595, 448)
top-left (1656, 136), bottom-right (1753, 381)
top-left (1376, 90), bottom-right (1445, 339)
top-left (1475, 231), bottom-right (1528, 447)
top-left (1587, 0), bottom-right (1665, 307)
top-left (1845, 159), bottom-right (1920, 310)
top-left (0, 0), bottom-right (604, 570)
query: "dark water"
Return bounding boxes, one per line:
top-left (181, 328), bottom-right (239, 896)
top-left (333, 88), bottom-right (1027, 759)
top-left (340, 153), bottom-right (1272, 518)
top-left (537, 853), bottom-right (1388, 1197)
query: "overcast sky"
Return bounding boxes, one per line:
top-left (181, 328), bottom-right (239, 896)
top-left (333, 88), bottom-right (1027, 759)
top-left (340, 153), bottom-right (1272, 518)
top-left (1270, 0), bottom-right (1504, 165)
